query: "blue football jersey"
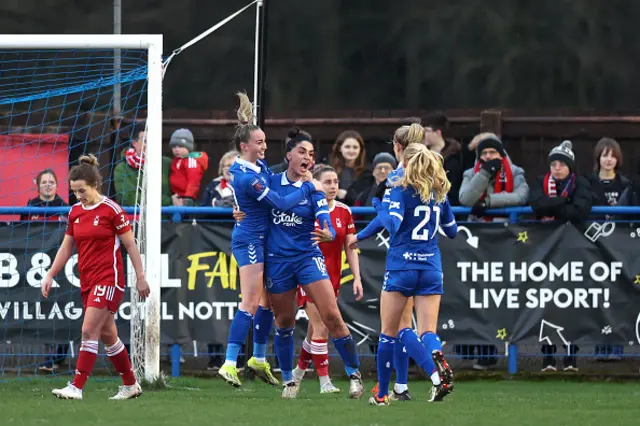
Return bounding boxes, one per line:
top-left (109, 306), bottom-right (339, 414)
top-left (266, 172), bottom-right (335, 260)
top-left (229, 157), bottom-right (314, 242)
top-left (379, 185), bottom-right (457, 271)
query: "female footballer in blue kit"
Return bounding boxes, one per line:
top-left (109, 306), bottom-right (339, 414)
top-left (218, 93), bottom-right (322, 388)
top-left (369, 142), bottom-right (457, 406)
top-left (350, 122), bottom-right (425, 400)
top-left (263, 129), bottom-right (365, 400)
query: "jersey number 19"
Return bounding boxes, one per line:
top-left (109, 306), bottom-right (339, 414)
top-left (411, 205), bottom-right (441, 241)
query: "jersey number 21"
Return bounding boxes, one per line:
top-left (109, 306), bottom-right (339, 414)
top-left (412, 205), bottom-right (441, 241)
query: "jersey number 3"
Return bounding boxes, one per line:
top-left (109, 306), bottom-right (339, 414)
top-left (412, 205), bottom-right (441, 241)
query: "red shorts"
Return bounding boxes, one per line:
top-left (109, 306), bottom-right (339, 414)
top-left (296, 282), bottom-right (340, 308)
top-left (82, 285), bottom-right (124, 314)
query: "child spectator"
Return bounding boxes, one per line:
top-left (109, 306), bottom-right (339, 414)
top-left (328, 130), bottom-right (373, 205)
top-left (355, 152), bottom-right (396, 206)
top-left (459, 133), bottom-right (529, 221)
top-left (22, 169), bottom-right (68, 222)
top-left (113, 122), bottom-right (173, 207)
top-left (587, 137), bottom-right (630, 208)
top-left (169, 128), bottom-right (209, 206)
top-left (199, 150), bottom-right (238, 207)
top-left (530, 140), bottom-right (593, 223)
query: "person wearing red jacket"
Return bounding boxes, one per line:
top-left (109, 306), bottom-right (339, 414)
top-left (169, 128), bottom-right (209, 206)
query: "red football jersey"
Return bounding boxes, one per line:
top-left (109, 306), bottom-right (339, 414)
top-left (170, 152), bottom-right (209, 199)
top-left (317, 201), bottom-right (356, 289)
top-left (65, 197), bottom-right (132, 293)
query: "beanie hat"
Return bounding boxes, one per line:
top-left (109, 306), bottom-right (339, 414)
top-left (548, 140), bottom-right (575, 170)
top-left (476, 134), bottom-right (505, 158)
top-left (373, 152), bottom-right (397, 169)
top-left (170, 128), bottom-right (195, 152)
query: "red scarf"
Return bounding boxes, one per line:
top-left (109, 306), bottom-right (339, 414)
top-left (543, 173), bottom-right (575, 198)
top-left (473, 158), bottom-right (514, 202)
top-left (125, 147), bottom-right (144, 170)
top-left (220, 178), bottom-right (229, 189)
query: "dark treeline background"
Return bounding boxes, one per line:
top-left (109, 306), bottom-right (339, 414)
top-left (2, 0), bottom-right (640, 114)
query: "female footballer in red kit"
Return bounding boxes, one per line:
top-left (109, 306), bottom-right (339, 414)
top-left (293, 165), bottom-right (364, 393)
top-left (41, 155), bottom-right (150, 400)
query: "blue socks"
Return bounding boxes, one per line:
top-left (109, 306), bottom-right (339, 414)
top-left (274, 326), bottom-right (295, 382)
top-left (393, 340), bottom-right (409, 387)
top-left (400, 327), bottom-right (436, 375)
top-left (332, 334), bottom-right (360, 376)
top-left (376, 334), bottom-right (395, 399)
top-left (421, 331), bottom-right (443, 354)
top-left (253, 306), bottom-right (273, 362)
top-left (224, 309), bottom-right (254, 366)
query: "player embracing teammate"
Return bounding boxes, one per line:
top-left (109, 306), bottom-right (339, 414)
top-left (42, 155), bottom-right (150, 400)
top-left (369, 128), bottom-right (457, 405)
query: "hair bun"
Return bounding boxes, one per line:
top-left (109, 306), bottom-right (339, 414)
top-left (287, 127), bottom-right (301, 140)
top-left (78, 154), bottom-right (99, 167)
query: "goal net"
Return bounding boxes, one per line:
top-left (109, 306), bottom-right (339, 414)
top-left (0, 35), bottom-right (162, 382)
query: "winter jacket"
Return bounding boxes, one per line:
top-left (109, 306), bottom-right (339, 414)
top-left (529, 174), bottom-right (593, 223)
top-left (169, 152), bottom-right (209, 200)
top-left (113, 148), bottom-right (173, 206)
top-left (199, 176), bottom-right (235, 207)
top-left (458, 157), bottom-right (529, 208)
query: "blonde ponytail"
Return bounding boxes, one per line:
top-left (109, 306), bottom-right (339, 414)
top-left (396, 143), bottom-right (450, 204)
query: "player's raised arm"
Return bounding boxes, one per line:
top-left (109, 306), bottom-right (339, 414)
top-left (440, 197), bottom-right (458, 239)
top-left (240, 172), bottom-right (318, 212)
top-left (354, 184), bottom-right (391, 242)
top-left (41, 234), bottom-right (75, 298)
top-left (377, 186), bottom-right (405, 236)
top-left (311, 191), bottom-right (336, 243)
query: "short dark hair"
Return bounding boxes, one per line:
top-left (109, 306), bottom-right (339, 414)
top-left (593, 137), bottom-right (623, 172)
top-left (36, 168), bottom-right (58, 186)
top-left (423, 112), bottom-right (448, 132)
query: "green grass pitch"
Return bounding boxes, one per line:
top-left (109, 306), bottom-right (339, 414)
top-left (2, 377), bottom-right (639, 426)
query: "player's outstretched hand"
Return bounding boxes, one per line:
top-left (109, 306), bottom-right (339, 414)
top-left (311, 220), bottom-right (334, 245)
top-left (233, 206), bottom-right (246, 223)
top-left (136, 275), bottom-right (150, 300)
top-left (311, 179), bottom-right (323, 192)
top-left (41, 274), bottom-right (53, 298)
top-left (300, 171), bottom-right (313, 182)
top-left (353, 277), bottom-right (364, 301)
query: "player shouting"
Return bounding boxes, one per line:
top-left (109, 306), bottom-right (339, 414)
top-left (218, 93), bottom-right (322, 388)
top-left (41, 155), bottom-right (149, 400)
top-left (263, 129), bottom-right (364, 400)
top-left (293, 165), bottom-right (364, 394)
top-left (369, 141), bottom-right (457, 406)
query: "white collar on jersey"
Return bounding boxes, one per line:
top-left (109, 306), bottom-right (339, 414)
top-left (235, 156), bottom-right (261, 173)
top-left (80, 196), bottom-right (106, 211)
top-left (280, 172), bottom-right (303, 188)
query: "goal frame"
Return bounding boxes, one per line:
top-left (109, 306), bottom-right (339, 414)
top-left (0, 34), bottom-right (163, 382)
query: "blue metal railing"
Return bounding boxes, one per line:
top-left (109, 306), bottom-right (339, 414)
top-left (5, 204), bottom-right (640, 377)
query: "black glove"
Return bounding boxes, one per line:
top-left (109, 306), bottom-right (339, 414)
top-left (374, 181), bottom-right (388, 200)
top-left (471, 201), bottom-right (487, 217)
top-left (481, 159), bottom-right (502, 176)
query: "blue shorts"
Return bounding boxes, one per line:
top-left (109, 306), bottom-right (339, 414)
top-left (232, 238), bottom-right (265, 267)
top-left (265, 255), bottom-right (330, 294)
top-left (382, 269), bottom-right (443, 297)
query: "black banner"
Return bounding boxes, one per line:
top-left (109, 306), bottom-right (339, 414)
top-left (2, 220), bottom-right (640, 349)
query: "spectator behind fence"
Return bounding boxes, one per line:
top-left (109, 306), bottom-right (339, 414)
top-left (423, 112), bottom-right (464, 205)
top-left (354, 152), bottom-right (396, 206)
top-left (113, 122), bottom-right (173, 207)
top-left (169, 128), bottom-right (209, 206)
top-left (327, 130), bottom-right (373, 205)
top-left (21, 169), bottom-right (68, 222)
top-left (199, 150), bottom-right (238, 207)
top-left (587, 138), bottom-right (630, 208)
top-left (530, 140), bottom-right (592, 223)
top-left (459, 133), bottom-right (529, 221)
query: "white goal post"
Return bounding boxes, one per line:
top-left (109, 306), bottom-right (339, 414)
top-left (0, 34), bottom-right (163, 382)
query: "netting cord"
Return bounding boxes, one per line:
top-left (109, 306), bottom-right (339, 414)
top-left (162, 0), bottom-right (259, 77)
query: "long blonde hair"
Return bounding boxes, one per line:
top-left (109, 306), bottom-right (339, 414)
top-left (233, 91), bottom-right (260, 149)
top-left (395, 143), bottom-right (450, 204)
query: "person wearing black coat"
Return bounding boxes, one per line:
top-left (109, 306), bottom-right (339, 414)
top-left (530, 140), bottom-right (592, 224)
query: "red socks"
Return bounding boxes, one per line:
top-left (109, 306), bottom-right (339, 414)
top-left (105, 338), bottom-right (136, 386)
top-left (72, 340), bottom-right (99, 390)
